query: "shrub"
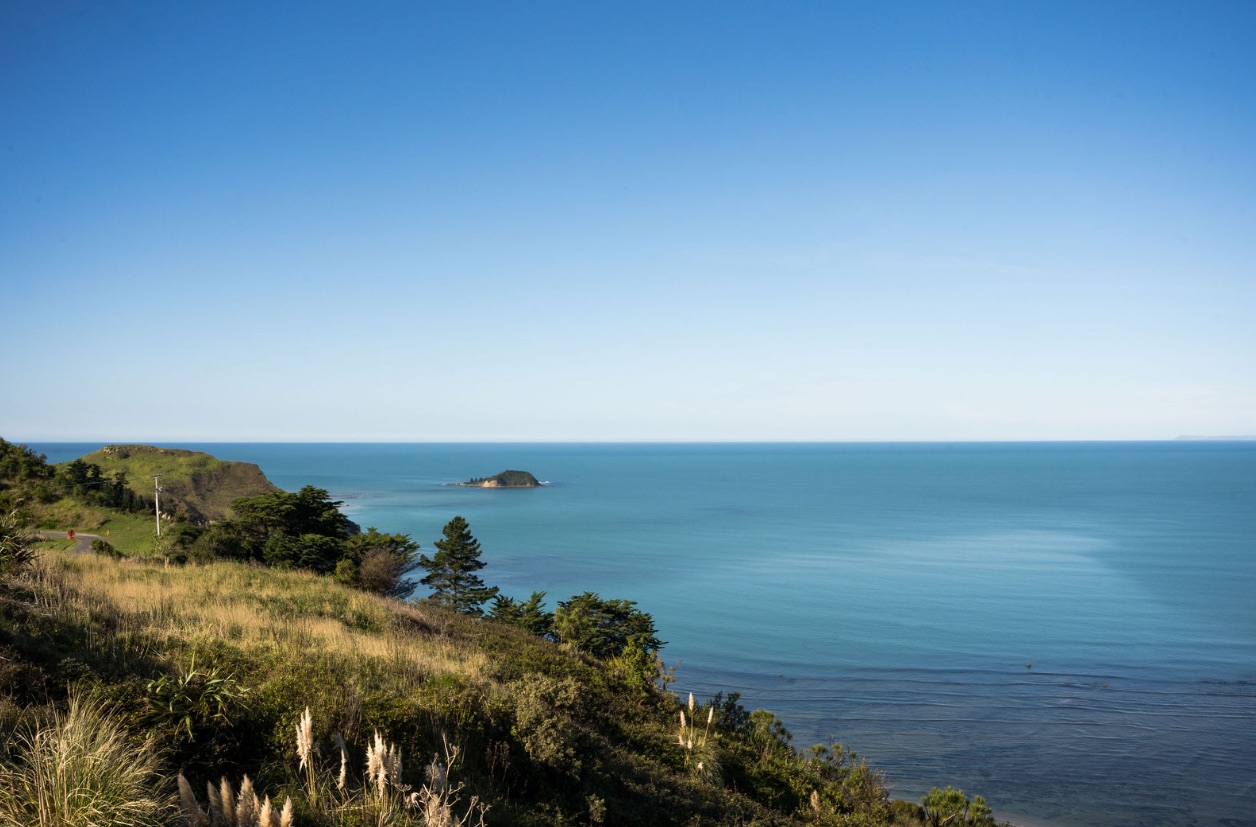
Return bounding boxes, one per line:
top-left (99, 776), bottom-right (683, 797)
top-left (509, 675), bottom-right (585, 777)
top-left (920, 785), bottom-right (994, 826)
top-left (92, 538), bottom-right (122, 558)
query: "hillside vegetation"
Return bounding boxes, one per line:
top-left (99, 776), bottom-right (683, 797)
top-left (0, 439), bottom-right (1001, 826)
top-left (78, 444), bottom-right (279, 523)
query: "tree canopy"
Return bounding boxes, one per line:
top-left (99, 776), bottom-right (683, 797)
top-left (185, 488), bottom-right (419, 598)
top-left (0, 439), bottom-right (147, 514)
top-left (488, 590), bottom-right (554, 636)
top-left (417, 516), bottom-right (499, 615)
top-left (552, 592), bottom-right (664, 660)
top-left (337, 527), bottom-right (421, 599)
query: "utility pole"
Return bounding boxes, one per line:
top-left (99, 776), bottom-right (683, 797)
top-left (152, 474), bottom-right (163, 537)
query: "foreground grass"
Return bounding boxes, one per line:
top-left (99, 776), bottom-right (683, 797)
top-left (0, 551), bottom-right (980, 826)
top-left (0, 692), bottom-right (174, 827)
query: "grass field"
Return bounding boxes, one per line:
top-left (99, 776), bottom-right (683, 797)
top-left (31, 500), bottom-right (158, 554)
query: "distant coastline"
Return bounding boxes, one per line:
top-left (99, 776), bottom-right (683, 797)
top-left (1174, 435), bottom-right (1256, 441)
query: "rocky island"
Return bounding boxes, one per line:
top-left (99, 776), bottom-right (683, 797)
top-left (455, 469), bottom-right (541, 488)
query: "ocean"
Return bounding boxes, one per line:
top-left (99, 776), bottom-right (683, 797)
top-left (33, 441), bottom-right (1256, 827)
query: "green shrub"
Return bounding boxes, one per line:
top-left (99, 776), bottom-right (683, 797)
top-left (91, 538), bottom-right (122, 558)
top-left (509, 674), bottom-right (586, 777)
top-left (920, 786), bottom-right (994, 826)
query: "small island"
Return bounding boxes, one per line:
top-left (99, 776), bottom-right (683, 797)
top-left (455, 469), bottom-right (541, 488)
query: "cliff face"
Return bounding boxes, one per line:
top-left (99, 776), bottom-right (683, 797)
top-left (79, 445), bottom-right (280, 523)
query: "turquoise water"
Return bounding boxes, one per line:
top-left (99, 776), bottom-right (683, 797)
top-left (35, 442), bottom-right (1256, 826)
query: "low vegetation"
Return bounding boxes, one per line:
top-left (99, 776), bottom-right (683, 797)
top-left (0, 439), bottom-right (1003, 826)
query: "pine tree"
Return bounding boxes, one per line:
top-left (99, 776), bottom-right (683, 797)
top-left (417, 516), bottom-right (499, 615)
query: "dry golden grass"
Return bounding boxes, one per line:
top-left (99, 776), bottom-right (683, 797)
top-left (31, 551), bottom-right (491, 686)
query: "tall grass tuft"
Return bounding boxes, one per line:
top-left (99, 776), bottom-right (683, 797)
top-left (0, 692), bottom-right (174, 827)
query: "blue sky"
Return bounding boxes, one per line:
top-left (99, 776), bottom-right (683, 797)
top-left (2, 1), bottom-right (1253, 441)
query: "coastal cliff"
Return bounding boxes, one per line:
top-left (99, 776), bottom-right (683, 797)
top-left (79, 444), bottom-right (279, 522)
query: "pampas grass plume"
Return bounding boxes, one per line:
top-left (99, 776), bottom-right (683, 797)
top-left (177, 773), bottom-right (208, 826)
top-left (367, 730), bottom-right (388, 797)
top-left (296, 707), bottom-right (314, 772)
top-left (334, 733), bottom-right (349, 792)
top-left (237, 775), bottom-right (257, 826)
top-left (219, 777), bottom-right (236, 825)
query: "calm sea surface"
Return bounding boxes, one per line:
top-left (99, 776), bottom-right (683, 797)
top-left (35, 442), bottom-right (1256, 827)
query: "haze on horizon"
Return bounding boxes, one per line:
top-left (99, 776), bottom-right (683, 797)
top-left (3, 2), bottom-right (1253, 443)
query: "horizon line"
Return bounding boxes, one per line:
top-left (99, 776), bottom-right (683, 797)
top-left (13, 436), bottom-right (1256, 445)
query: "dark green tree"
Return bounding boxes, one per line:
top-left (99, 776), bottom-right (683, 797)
top-left (228, 486), bottom-right (356, 569)
top-left (0, 439), bottom-right (52, 487)
top-left (489, 590), bottom-right (554, 636)
top-left (188, 522), bottom-right (248, 561)
top-left (417, 516), bottom-right (498, 615)
top-left (232, 486), bottom-right (354, 542)
top-left (262, 532), bottom-right (343, 572)
top-left (551, 592), bottom-right (664, 660)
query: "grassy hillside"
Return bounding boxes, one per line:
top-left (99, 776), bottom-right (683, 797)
top-left (76, 445), bottom-right (279, 523)
top-left (0, 549), bottom-right (992, 827)
top-left (31, 500), bottom-right (158, 550)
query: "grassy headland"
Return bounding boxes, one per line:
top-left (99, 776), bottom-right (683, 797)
top-left (76, 444), bottom-right (279, 523)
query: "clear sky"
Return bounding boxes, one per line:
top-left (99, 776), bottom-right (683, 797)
top-left (2, 1), bottom-right (1253, 442)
